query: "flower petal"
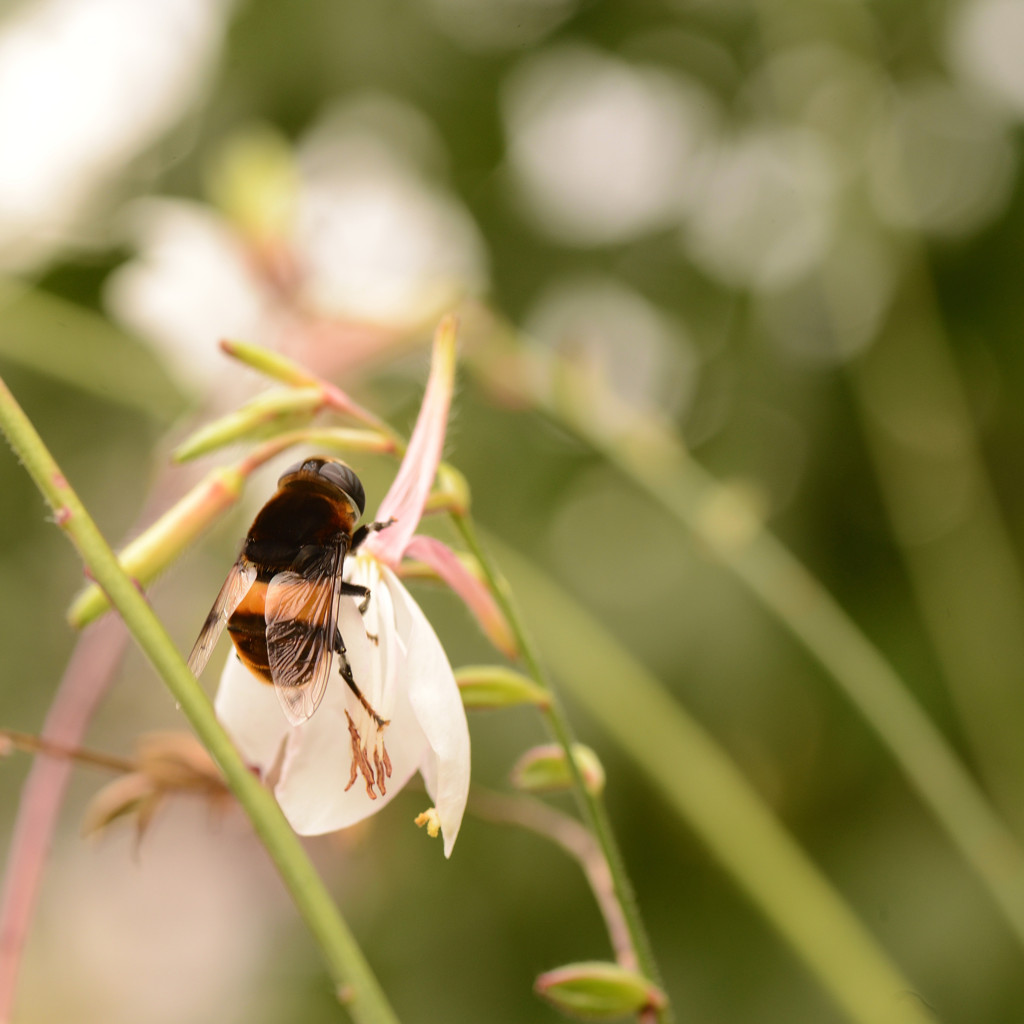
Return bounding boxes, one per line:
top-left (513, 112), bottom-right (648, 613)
top-left (364, 315), bottom-right (457, 567)
top-left (214, 653), bottom-right (287, 775)
top-left (274, 589), bottom-right (427, 835)
top-left (384, 567), bottom-right (470, 857)
top-left (403, 534), bottom-right (517, 658)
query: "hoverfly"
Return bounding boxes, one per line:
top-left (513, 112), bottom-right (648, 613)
top-left (188, 456), bottom-right (391, 727)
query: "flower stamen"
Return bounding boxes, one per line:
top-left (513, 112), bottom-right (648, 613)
top-left (343, 710), bottom-right (392, 799)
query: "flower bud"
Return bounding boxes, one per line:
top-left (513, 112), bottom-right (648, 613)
top-left (535, 961), bottom-right (667, 1020)
top-left (172, 387), bottom-right (325, 461)
top-left (67, 466), bottom-right (245, 628)
top-left (424, 462), bottom-right (471, 516)
top-left (454, 665), bottom-right (550, 710)
top-left (82, 732), bottom-right (229, 842)
top-left (219, 339), bottom-right (376, 422)
top-left (221, 338), bottom-right (319, 387)
top-left (511, 743), bottom-right (605, 796)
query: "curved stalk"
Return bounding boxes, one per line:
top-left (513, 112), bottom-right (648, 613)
top-left (490, 535), bottom-right (938, 1024)
top-left (595, 424), bottom-right (1024, 954)
top-left (0, 375), bottom-right (399, 1024)
top-left (452, 512), bottom-right (667, 1017)
top-left (463, 331), bottom-right (1024, 956)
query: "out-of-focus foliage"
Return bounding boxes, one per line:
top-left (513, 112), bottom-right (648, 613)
top-left (3, 0), bottom-right (1024, 1022)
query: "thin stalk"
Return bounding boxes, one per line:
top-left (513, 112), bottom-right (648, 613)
top-left (0, 731), bottom-right (136, 775)
top-left (0, 615), bottom-right (128, 1024)
top-left (846, 259), bottom-right (1024, 831)
top-left (468, 787), bottom-right (635, 971)
top-left (0, 375), bottom-right (399, 1024)
top-left (601, 429), bottom-right (1024, 954)
top-left (451, 511), bottom-right (667, 1016)
top-left (751, 0), bottom-right (1024, 839)
top-left (491, 535), bottom-right (938, 1024)
top-left (464, 334), bottom-right (1024, 956)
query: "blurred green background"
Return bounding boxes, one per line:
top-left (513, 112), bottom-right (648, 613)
top-left (3, 0), bottom-right (1024, 1021)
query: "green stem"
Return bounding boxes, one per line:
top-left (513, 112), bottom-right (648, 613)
top-left (451, 511), bottom-right (667, 1016)
top-left (0, 375), bottom-right (399, 1024)
top-left (467, 787), bottom-right (636, 971)
top-left (845, 262), bottom-right (1024, 831)
top-left (596, 418), bottom-right (1024, 956)
top-left (465, 328), bottom-right (1024, 957)
top-left (491, 536), bottom-right (938, 1024)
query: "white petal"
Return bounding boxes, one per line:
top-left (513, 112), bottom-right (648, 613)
top-left (274, 591), bottom-right (428, 835)
top-left (347, 557), bottom-right (401, 720)
top-left (384, 568), bottom-right (470, 857)
top-left (214, 653), bottom-right (287, 774)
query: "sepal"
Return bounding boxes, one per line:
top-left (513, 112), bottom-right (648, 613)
top-left (455, 665), bottom-right (550, 710)
top-left (535, 961), bottom-right (667, 1020)
top-left (511, 743), bottom-right (605, 796)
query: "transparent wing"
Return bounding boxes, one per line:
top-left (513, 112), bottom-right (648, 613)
top-left (187, 559), bottom-right (258, 678)
top-left (264, 543), bottom-right (345, 725)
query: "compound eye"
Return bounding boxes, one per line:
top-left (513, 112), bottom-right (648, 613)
top-left (279, 458), bottom-right (309, 481)
top-left (277, 457), bottom-right (327, 486)
top-left (319, 462), bottom-right (366, 516)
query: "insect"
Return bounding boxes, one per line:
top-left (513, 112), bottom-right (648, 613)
top-left (188, 456), bottom-right (392, 729)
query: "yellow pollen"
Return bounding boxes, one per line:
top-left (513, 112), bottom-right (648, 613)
top-left (415, 807), bottom-right (441, 838)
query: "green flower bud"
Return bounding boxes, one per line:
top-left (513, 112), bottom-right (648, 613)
top-left (424, 462), bottom-right (471, 516)
top-left (173, 387), bottom-right (325, 461)
top-left (535, 961), bottom-right (667, 1020)
top-left (220, 339), bottom-right (320, 388)
top-left (511, 743), bottom-right (605, 796)
top-left (67, 466), bottom-right (244, 628)
top-left (454, 665), bottom-right (550, 710)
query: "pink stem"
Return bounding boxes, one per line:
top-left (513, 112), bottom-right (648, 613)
top-left (0, 615), bottom-right (128, 1022)
top-left (468, 787), bottom-right (638, 972)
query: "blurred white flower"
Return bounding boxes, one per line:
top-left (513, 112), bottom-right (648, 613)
top-left (421, 0), bottom-right (578, 52)
top-left (949, 0), bottom-right (1024, 117)
top-left (524, 275), bottom-right (698, 422)
top-left (295, 107), bottom-right (488, 325)
top-left (757, 227), bottom-right (901, 364)
top-left (107, 98), bottom-right (487, 394)
top-left (752, 44), bottom-right (888, 177)
top-left (22, 805), bottom-right (277, 1024)
top-left (105, 199), bottom-right (273, 392)
top-left (503, 46), bottom-right (718, 246)
top-left (866, 79), bottom-right (1016, 236)
top-left (683, 125), bottom-right (838, 292)
top-left (0, 0), bottom-right (234, 271)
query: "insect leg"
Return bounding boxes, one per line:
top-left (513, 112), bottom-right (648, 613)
top-left (333, 629), bottom-right (387, 727)
top-left (350, 516), bottom-right (396, 552)
top-left (341, 581), bottom-right (372, 613)
top-left (335, 628), bottom-right (393, 798)
top-left (341, 582), bottom-right (378, 642)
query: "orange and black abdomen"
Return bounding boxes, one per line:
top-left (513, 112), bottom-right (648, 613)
top-left (226, 482), bottom-right (357, 684)
top-left (227, 579), bottom-right (274, 682)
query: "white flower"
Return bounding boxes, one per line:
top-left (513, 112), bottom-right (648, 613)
top-left (0, 0), bottom-right (234, 271)
top-left (215, 556), bottom-right (470, 856)
top-left (502, 45), bottom-right (718, 246)
top-left (214, 316), bottom-right (471, 855)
